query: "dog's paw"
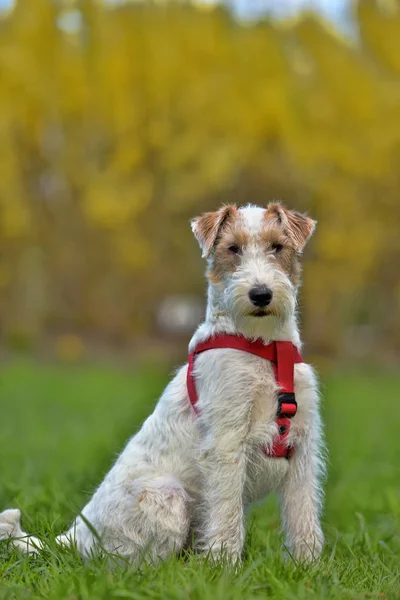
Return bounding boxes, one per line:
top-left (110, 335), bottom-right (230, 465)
top-left (290, 534), bottom-right (324, 564)
top-left (199, 543), bottom-right (242, 568)
top-left (0, 509), bottom-right (22, 540)
top-left (0, 508), bottom-right (43, 554)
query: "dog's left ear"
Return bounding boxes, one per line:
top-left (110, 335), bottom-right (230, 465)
top-left (191, 205), bottom-right (236, 258)
top-left (267, 203), bottom-right (316, 253)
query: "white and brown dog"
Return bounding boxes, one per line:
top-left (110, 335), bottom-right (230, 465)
top-left (0, 203), bottom-right (325, 564)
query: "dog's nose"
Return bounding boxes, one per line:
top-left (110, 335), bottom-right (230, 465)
top-left (249, 286), bottom-right (273, 307)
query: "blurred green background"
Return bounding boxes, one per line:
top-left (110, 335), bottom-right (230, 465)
top-left (1, 0), bottom-right (399, 367)
top-left (1, 365), bottom-right (399, 598)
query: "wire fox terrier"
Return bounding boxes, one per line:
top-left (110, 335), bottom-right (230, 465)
top-left (0, 202), bottom-right (325, 564)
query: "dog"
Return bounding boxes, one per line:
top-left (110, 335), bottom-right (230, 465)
top-left (0, 202), bottom-right (325, 564)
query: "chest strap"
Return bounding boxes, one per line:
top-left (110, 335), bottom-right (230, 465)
top-left (187, 334), bottom-right (303, 459)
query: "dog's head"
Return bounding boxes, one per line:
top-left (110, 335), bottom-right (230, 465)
top-left (191, 203), bottom-right (316, 327)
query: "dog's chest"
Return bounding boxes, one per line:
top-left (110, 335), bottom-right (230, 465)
top-left (196, 349), bottom-right (281, 426)
top-left (244, 357), bottom-right (313, 445)
top-left (248, 358), bottom-right (280, 424)
top-left (195, 349), bottom-right (311, 448)
top-left (193, 349), bottom-right (316, 500)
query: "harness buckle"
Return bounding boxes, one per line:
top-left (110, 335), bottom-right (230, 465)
top-left (277, 392), bottom-right (297, 418)
top-left (286, 444), bottom-right (295, 459)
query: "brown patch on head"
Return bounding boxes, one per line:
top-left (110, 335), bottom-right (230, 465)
top-left (258, 213), bottom-right (300, 285)
top-left (191, 205), bottom-right (237, 258)
top-left (266, 202), bottom-right (316, 253)
top-left (193, 202), bottom-right (316, 287)
top-left (207, 211), bottom-right (250, 284)
top-left (262, 203), bottom-right (316, 285)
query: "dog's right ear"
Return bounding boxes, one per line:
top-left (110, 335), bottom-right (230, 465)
top-left (191, 205), bottom-right (236, 258)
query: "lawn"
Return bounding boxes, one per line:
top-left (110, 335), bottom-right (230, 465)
top-left (0, 362), bottom-right (399, 599)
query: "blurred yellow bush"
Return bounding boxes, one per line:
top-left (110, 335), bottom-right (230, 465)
top-left (0, 0), bottom-right (399, 360)
top-left (55, 334), bottom-right (86, 363)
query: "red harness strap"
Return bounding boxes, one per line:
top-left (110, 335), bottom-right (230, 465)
top-left (187, 334), bottom-right (303, 459)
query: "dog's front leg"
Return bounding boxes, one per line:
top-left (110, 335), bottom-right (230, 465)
top-left (280, 405), bottom-right (325, 563)
top-left (195, 355), bottom-right (253, 563)
top-left (280, 443), bottom-right (324, 562)
top-left (199, 437), bottom-right (248, 563)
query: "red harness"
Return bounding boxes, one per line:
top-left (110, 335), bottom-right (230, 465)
top-left (187, 334), bottom-right (303, 459)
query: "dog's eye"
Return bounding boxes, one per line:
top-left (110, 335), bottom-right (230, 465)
top-left (228, 244), bottom-right (241, 255)
top-left (271, 243), bottom-right (283, 253)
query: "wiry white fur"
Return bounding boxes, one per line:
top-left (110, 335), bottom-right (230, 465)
top-left (0, 204), bottom-right (325, 565)
top-left (240, 205), bottom-right (266, 234)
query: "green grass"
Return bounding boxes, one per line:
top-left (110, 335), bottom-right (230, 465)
top-left (0, 362), bottom-right (399, 599)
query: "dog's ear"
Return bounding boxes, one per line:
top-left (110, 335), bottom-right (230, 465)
top-left (267, 203), bottom-right (316, 253)
top-left (191, 205), bottom-right (236, 258)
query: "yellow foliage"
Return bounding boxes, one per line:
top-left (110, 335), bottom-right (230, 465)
top-left (113, 232), bottom-right (150, 270)
top-left (1, 198), bottom-right (30, 238)
top-left (0, 0), bottom-right (399, 357)
top-left (83, 173), bottom-right (151, 229)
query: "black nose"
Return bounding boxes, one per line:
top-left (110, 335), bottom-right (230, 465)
top-left (249, 286), bottom-right (273, 307)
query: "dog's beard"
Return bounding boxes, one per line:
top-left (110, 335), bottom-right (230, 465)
top-left (223, 272), bottom-right (295, 333)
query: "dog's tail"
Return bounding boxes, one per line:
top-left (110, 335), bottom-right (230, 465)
top-left (0, 508), bottom-right (45, 554)
top-left (0, 508), bottom-right (96, 558)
